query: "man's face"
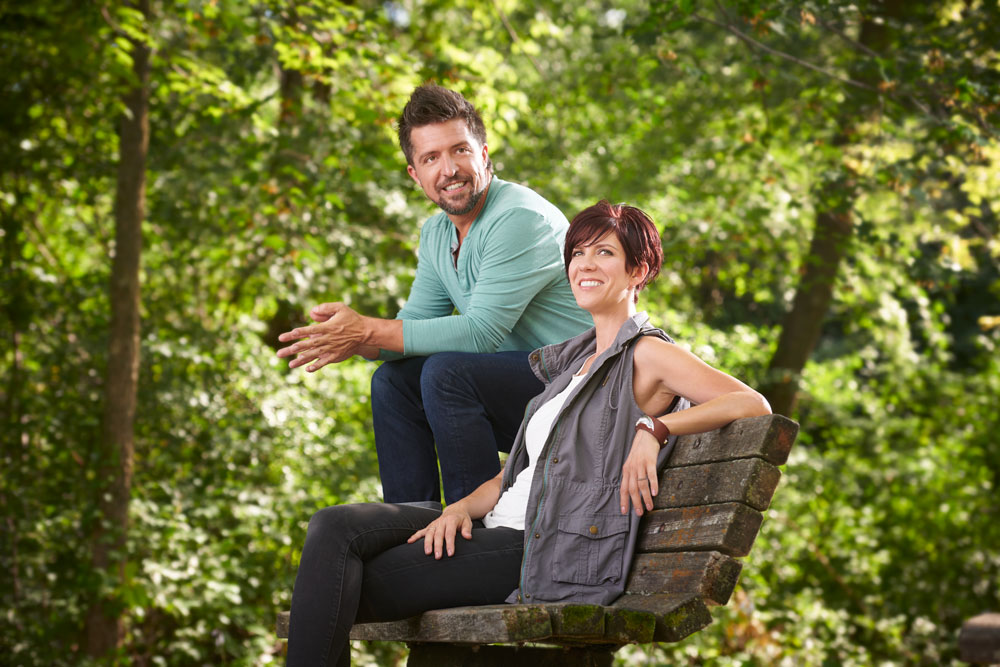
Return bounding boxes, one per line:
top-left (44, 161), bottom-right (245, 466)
top-left (406, 119), bottom-right (490, 218)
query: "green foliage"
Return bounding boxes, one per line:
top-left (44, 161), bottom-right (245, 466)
top-left (2, 0), bottom-right (998, 665)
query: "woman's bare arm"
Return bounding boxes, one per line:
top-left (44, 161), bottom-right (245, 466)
top-left (621, 337), bottom-right (771, 517)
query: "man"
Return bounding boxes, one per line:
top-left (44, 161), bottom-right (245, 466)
top-left (277, 85), bottom-right (591, 507)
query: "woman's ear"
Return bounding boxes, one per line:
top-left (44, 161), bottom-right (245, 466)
top-left (632, 262), bottom-right (650, 288)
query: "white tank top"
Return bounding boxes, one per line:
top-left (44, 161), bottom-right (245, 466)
top-left (483, 367), bottom-right (588, 530)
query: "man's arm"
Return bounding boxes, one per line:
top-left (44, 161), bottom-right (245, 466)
top-left (276, 226), bottom-right (454, 370)
top-left (276, 209), bottom-right (571, 369)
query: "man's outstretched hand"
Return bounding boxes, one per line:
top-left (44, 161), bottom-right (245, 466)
top-left (276, 302), bottom-right (373, 371)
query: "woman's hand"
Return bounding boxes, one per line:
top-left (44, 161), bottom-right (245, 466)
top-left (620, 431), bottom-right (660, 516)
top-left (407, 506), bottom-right (474, 559)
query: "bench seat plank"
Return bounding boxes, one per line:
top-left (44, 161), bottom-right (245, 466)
top-left (610, 593), bottom-right (713, 642)
top-left (638, 502), bottom-right (764, 556)
top-left (348, 604), bottom-right (552, 643)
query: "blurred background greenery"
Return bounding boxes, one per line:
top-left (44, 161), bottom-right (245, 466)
top-left (1, 1), bottom-right (998, 664)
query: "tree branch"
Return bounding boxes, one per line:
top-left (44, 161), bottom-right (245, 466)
top-left (693, 12), bottom-right (880, 93)
top-left (694, 10), bottom-right (939, 123)
top-left (815, 15), bottom-right (881, 59)
top-left (492, 0), bottom-right (543, 77)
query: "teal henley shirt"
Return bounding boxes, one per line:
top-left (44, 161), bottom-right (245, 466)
top-left (388, 177), bottom-right (592, 358)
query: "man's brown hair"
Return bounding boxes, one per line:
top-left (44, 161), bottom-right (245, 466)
top-left (397, 85), bottom-right (488, 166)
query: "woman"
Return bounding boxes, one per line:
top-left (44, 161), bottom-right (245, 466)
top-left (286, 201), bottom-right (771, 666)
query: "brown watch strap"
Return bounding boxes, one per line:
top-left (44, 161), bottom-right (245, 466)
top-left (636, 416), bottom-right (671, 447)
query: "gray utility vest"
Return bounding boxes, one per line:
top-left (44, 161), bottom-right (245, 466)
top-left (502, 312), bottom-right (690, 606)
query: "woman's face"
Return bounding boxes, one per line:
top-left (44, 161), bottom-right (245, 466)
top-left (568, 231), bottom-right (644, 314)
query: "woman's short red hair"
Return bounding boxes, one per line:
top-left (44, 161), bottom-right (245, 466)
top-left (564, 200), bottom-right (662, 302)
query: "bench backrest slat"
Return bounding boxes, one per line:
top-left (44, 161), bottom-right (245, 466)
top-left (638, 502), bottom-right (763, 557)
top-left (668, 414), bottom-right (797, 467)
top-left (625, 551), bottom-right (742, 605)
top-left (656, 457), bottom-right (781, 511)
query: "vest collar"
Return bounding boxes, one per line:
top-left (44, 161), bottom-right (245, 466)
top-left (530, 312), bottom-right (654, 383)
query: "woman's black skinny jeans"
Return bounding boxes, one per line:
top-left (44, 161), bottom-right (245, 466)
top-left (285, 502), bottom-right (524, 666)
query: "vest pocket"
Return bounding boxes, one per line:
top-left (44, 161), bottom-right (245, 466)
top-left (552, 513), bottom-right (630, 585)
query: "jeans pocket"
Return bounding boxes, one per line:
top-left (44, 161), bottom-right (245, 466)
top-left (552, 513), bottom-right (630, 585)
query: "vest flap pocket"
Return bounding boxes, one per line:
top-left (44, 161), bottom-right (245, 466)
top-left (557, 513), bottom-right (630, 539)
top-left (553, 513), bottom-right (630, 586)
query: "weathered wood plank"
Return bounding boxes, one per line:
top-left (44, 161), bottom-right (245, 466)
top-left (349, 604), bottom-right (552, 643)
top-left (669, 414), bottom-right (798, 467)
top-left (625, 551), bottom-right (742, 606)
top-left (610, 593), bottom-right (713, 642)
top-left (544, 603), bottom-right (606, 639)
top-left (277, 611), bottom-right (289, 638)
top-left (959, 612), bottom-right (1000, 664)
top-left (602, 606), bottom-right (656, 644)
top-left (655, 457), bottom-right (781, 512)
top-left (407, 644), bottom-right (616, 667)
top-left (638, 503), bottom-right (764, 557)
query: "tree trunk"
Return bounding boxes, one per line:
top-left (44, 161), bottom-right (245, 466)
top-left (84, 0), bottom-right (150, 656)
top-left (764, 208), bottom-right (852, 415)
top-left (1, 180), bottom-right (28, 621)
top-left (762, 1), bottom-right (903, 416)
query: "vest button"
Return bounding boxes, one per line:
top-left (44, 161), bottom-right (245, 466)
top-left (589, 525), bottom-right (598, 535)
top-left (552, 457), bottom-right (558, 463)
top-left (534, 532), bottom-right (540, 538)
top-left (530, 353), bottom-right (539, 362)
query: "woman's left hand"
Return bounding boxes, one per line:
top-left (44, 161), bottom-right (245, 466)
top-left (620, 431), bottom-right (660, 516)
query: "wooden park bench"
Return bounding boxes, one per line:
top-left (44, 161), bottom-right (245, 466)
top-left (959, 613), bottom-right (1000, 664)
top-left (277, 413), bottom-right (798, 665)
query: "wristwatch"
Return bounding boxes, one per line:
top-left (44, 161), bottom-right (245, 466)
top-left (635, 415), bottom-right (671, 448)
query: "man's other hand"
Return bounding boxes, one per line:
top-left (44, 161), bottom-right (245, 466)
top-left (276, 302), bottom-right (366, 371)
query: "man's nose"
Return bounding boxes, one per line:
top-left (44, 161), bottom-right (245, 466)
top-left (441, 154), bottom-right (458, 176)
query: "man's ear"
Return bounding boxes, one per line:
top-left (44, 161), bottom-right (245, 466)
top-left (481, 143), bottom-right (489, 162)
top-left (406, 164), bottom-right (420, 186)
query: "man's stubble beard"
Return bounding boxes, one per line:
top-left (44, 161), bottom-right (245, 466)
top-left (436, 170), bottom-right (492, 216)
top-left (437, 185), bottom-right (486, 216)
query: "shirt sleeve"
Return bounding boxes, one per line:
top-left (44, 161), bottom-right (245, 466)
top-left (377, 230), bottom-right (455, 361)
top-left (402, 208), bottom-right (565, 356)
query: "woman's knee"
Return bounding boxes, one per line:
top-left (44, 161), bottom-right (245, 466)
top-left (305, 505), bottom-right (346, 541)
top-left (304, 504), bottom-right (373, 545)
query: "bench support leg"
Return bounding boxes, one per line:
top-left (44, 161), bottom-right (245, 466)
top-left (407, 644), bottom-right (616, 666)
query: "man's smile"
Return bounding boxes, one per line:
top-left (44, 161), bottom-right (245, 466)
top-left (441, 180), bottom-right (468, 193)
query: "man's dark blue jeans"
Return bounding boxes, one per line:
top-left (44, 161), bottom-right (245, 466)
top-left (371, 350), bottom-right (544, 505)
